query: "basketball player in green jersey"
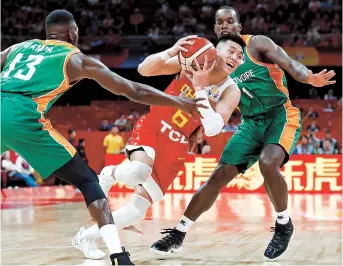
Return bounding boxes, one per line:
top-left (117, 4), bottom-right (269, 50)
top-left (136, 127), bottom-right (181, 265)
top-left (151, 6), bottom-right (336, 261)
top-left (0, 10), bottom-right (205, 265)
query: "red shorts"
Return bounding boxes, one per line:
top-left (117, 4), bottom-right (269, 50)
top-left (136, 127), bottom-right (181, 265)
top-left (126, 115), bottom-right (188, 194)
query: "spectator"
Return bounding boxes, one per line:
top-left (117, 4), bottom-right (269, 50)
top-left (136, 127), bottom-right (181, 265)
top-left (127, 109), bottom-right (140, 126)
top-left (67, 128), bottom-right (76, 147)
top-left (222, 118), bottom-right (238, 132)
top-left (306, 120), bottom-right (320, 133)
top-left (322, 139), bottom-right (336, 154)
top-left (77, 138), bottom-right (88, 164)
top-left (114, 113), bottom-right (129, 132)
top-left (293, 135), bottom-right (314, 154)
top-left (320, 129), bottom-right (339, 154)
top-left (306, 106), bottom-right (319, 119)
top-left (307, 132), bottom-right (321, 146)
top-left (312, 141), bottom-right (323, 154)
top-left (309, 87), bottom-right (319, 99)
top-left (103, 126), bottom-right (125, 154)
top-left (323, 102), bottom-right (335, 112)
top-left (324, 89), bottom-right (337, 100)
top-left (130, 8), bottom-right (144, 34)
top-left (1, 151), bottom-right (38, 187)
top-left (201, 140), bottom-right (211, 154)
top-left (15, 156), bottom-right (35, 177)
top-left (99, 120), bottom-right (112, 131)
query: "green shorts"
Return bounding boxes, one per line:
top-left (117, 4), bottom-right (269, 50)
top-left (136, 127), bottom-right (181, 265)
top-left (1, 93), bottom-right (76, 178)
top-left (220, 104), bottom-right (302, 172)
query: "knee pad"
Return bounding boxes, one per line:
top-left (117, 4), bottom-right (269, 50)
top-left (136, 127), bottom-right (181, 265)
top-left (114, 161), bottom-right (152, 186)
top-left (141, 176), bottom-right (164, 203)
top-left (112, 193), bottom-right (151, 231)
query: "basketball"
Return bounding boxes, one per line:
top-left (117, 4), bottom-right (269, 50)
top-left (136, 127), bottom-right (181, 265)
top-left (178, 37), bottom-right (217, 73)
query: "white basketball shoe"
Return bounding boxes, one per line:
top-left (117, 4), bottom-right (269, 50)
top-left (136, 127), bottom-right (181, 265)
top-left (72, 227), bottom-right (105, 260)
top-left (98, 166), bottom-right (116, 197)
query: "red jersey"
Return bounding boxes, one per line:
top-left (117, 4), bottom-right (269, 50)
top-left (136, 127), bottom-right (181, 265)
top-left (147, 75), bottom-right (202, 142)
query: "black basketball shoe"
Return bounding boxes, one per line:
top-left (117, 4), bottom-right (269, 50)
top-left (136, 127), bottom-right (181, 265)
top-left (110, 247), bottom-right (135, 265)
top-left (264, 218), bottom-right (294, 260)
top-left (150, 228), bottom-right (186, 255)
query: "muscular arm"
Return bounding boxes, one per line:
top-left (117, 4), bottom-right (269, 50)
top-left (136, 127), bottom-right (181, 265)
top-left (67, 53), bottom-right (187, 109)
top-left (253, 35), bottom-right (310, 83)
top-left (138, 53), bottom-right (181, 76)
top-left (215, 84), bottom-right (241, 124)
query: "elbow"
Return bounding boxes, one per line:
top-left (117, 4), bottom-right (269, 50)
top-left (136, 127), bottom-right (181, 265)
top-left (202, 113), bottom-right (225, 137)
top-left (137, 63), bottom-right (150, 77)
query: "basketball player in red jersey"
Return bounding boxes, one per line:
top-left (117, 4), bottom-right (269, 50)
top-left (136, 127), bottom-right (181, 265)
top-left (151, 6), bottom-right (336, 261)
top-left (72, 34), bottom-right (245, 259)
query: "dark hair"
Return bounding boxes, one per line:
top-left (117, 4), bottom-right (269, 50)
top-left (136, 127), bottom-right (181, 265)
top-left (216, 34), bottom-right (246, 49)
top-left (78, 138), bottom-right (85, 144)
top-left (68, 128), bottom-right (75, 134)
top-left (216, 6), bottom-right (240, 23)
top-left (325, 129), bottom-right (332, 134)
top-left (45, 9), bottom-right (75, 27)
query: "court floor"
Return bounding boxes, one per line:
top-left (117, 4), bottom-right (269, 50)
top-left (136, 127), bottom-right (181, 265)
top-left (1, 192), bottom-right (342, 265)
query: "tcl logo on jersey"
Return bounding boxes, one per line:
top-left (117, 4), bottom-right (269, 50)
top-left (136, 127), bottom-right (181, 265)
top-left (160, 120), bottom-right (188, 144)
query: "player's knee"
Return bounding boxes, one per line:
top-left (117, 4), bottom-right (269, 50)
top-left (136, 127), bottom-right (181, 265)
top-left (78, 180), bottom-right (106, 206)
top-left (259, 154), bottom-right (278, 173)
top-left (99, 165), bottom-right (116, 180)
top-left (206, 164), bottom-right (237, 189)
top-left (114, 161), bottom-right (152, 186)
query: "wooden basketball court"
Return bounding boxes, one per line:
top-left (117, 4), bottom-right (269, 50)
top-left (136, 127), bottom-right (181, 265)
top-left (1, 192), bottom-right (342, 265)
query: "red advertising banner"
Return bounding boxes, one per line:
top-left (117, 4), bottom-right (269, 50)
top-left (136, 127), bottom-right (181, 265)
top-left (106, 155), bottom-right (342, 194)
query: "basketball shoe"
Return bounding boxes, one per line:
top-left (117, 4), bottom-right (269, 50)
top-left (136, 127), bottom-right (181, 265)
top-left (72, 227), bottom-right (105, 260)
top-left (110, 248), bottom-right (135, 265)
top-left (99, 165), bottom-right (116, 197)
top-left (150, 228), bottom-right (186, 255)
top-left (264, 218), bottom-right (294, 260)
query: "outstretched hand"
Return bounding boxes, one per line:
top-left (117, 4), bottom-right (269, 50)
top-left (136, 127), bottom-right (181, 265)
top-left (308, 69), bottom-right (336, 87)
top-left (176, 97), bottom-right (208, 119)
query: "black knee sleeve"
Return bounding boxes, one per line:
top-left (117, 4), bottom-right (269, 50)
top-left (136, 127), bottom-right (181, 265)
top-left (53, 154), bottom-right (106, 206)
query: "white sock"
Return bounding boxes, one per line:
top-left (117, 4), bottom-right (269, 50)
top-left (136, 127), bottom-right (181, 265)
top-left (82, 223), bottom-right (100, 239)
top-left (276, 210), bottom-right (290, 225)
top-left (82, 194), bottom-right (151, 240)
top-left (99, 224), bottom-right (122, 254)
top-left (176, 215), bottom-right (194, 232)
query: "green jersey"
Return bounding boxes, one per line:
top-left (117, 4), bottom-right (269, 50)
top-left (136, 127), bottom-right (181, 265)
top-left (1, 39), bottom-right (80, 112)
top-left (230, 35), bottom-right (290, 117)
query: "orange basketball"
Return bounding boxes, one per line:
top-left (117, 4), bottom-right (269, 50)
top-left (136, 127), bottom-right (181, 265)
top-left (178, 37), bottom-right (217, 73)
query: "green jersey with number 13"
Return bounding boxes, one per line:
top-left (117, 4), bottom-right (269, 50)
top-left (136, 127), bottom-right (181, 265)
top-left (1, 39), bottom-right (80, 112)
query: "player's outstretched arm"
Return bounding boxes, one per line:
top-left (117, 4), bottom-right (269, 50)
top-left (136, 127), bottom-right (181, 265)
top-left (253, 35), bottom-right (336, 87)
top-left (67, 53), bottom-right (206, 114)
top-left (138, 35), bottom-right (197, 76)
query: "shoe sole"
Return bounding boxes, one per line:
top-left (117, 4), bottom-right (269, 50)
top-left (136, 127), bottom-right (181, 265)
top-left (263, 227), bottom-right (295, 261)
top-left (150, 246), bottom-right (183, 256)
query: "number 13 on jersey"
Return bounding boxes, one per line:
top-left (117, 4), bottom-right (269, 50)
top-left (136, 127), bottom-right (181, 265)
top-left (2, 53), bottom-right (44, 81)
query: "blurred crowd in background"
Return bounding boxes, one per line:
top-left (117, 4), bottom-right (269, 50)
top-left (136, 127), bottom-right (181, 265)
top-left (2, 0), bottom-right (342, 51)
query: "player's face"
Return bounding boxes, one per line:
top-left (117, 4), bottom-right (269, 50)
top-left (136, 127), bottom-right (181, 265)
top-left (69, 22), bottom-right (79, 46)
top-left (216, 40), bottom-right (244, 74)
top-left (214, 9), bottom-right (242, 38)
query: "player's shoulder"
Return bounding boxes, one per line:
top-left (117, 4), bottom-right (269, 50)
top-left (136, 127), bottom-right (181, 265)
top-left (249, 35), bottom-right (275, 48)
